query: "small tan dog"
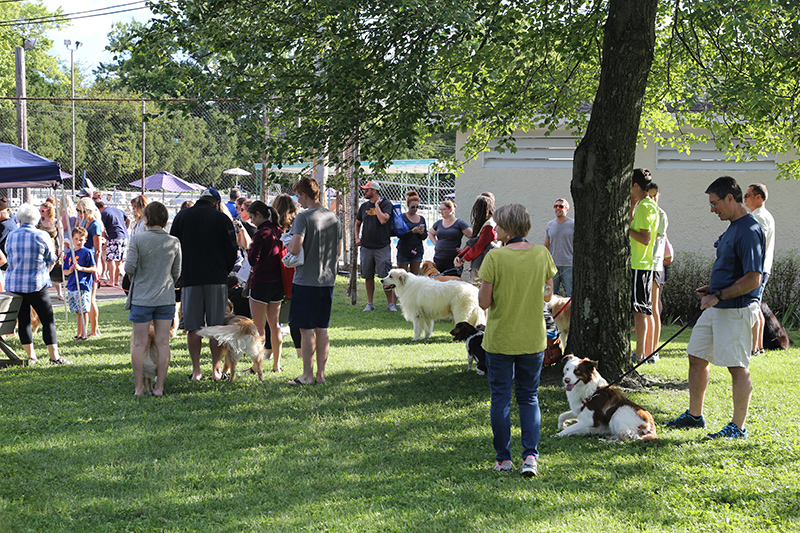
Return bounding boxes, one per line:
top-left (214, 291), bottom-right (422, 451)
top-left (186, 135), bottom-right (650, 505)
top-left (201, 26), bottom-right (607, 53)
top-left (136, 322), bottom-right (179, 394)
top-left (544, 285), bottom-right (571, 347)
top-left (197, 316), bottom-right (266, 381)
top-left (420, 260), bottom-right (464, 282)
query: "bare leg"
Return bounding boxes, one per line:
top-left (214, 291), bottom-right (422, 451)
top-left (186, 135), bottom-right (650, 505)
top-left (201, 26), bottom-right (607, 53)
top-left (291, 328), bottom-right (316, 384)
top-left (187, 330), bottom-right (203, 380)
top-left (314, 327), bottom-right (330, 383)
top-left (410, 262), bottom-right (421, 275)
top-left (88, 284), bottom-right (100, 336)
top-left (22, 344), bottom-right (37, 362)
top-left (209, 337), bottom-right (224, 379)
top-left (266, 302), bottom-right (282, 372)
top-left (385, 287), bottom-right (396, 305)
top-left (365, 277), bottom-right (375, 304)
top-left (687, 354), bottom-right (710, 418)
top-left (751, 308), bottom-right (764, 353)
top-left (397, 263), bottom-right (409, 272)
top-left (650, 282), bottom-right (662, 356)
top-left (633, 311), bottom-right (649, 360)
top-left (131, 321), bottom-right (150, 395)
top-left (729, 366), bottom-right (753, 429)
top-left (152, 318), bottom-right (172, 396)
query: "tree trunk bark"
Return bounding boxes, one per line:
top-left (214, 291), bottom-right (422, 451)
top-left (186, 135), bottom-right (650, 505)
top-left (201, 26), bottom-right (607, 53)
top-left (570, 0), bottom-right (657, 378)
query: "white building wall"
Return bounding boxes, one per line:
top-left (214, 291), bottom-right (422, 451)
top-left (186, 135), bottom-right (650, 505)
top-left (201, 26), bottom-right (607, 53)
top-left (454, 130), bottom-right (800, 258)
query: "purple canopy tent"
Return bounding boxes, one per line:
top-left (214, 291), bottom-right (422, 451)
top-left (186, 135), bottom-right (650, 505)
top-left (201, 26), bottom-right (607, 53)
top-left (129, 171), bottom-right (203, 192)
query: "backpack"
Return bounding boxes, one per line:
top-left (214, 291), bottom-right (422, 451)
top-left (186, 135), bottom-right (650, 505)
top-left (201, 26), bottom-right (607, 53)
top-left (390, 204), bottom-right (409, 237)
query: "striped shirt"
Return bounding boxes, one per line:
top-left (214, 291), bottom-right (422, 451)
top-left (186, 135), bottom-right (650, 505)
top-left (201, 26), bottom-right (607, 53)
top-left (5, 224), bottom-right (55, 293)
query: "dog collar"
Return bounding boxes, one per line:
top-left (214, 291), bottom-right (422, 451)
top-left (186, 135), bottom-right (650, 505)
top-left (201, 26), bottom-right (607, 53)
top-left (579, 398), bottom-right (590, 412)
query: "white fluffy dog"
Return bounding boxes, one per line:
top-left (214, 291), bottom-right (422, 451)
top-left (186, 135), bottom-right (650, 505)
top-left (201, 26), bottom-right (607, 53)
top-left (381, 268), bottom-right (485, 340)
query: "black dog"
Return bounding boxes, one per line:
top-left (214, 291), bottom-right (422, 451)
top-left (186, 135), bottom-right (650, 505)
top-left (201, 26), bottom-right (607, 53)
top-left (450, 321), bottom-right (487, 375)
top-left (762, 302), bottom-right (793, 350)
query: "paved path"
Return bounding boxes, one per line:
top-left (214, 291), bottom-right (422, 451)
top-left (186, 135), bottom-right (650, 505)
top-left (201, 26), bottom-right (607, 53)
top-left (48, 283), bottom-right (127, 307)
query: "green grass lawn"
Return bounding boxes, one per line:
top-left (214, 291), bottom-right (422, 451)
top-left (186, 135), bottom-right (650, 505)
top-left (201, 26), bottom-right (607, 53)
top-left (1, 278), bottom-right (799, 532)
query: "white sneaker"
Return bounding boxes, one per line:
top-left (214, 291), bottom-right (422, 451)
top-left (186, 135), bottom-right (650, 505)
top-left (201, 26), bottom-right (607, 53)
top-left (387, 303), bottom-right (397, 312)
top-left (363, 303), bottom-right (375, 312)
top-left (520, 455), bottom-right (538, 477)
top-left (493, 460), bottom-right (513, 472)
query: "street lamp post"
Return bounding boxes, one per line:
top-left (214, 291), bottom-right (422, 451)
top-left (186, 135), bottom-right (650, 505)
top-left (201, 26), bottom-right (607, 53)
top-left (64, 40), bottom-right (82, 196)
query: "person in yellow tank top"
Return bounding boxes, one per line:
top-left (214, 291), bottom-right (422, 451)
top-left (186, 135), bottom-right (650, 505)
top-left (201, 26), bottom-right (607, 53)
top-left (630, 168), bottom-right (660, 362)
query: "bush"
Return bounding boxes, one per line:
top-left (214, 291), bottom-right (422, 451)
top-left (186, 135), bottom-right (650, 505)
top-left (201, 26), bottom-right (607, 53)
top-left (662, 251), bottom-right (712, 325)
top-left (763, 251), bottom-right (800, 328)
top-left (662, 250), bottom-right (800, 328)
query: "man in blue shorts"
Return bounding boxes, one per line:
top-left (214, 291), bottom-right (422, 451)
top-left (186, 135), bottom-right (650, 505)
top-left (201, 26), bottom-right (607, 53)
top-left (286, 177), bottom-right (342, 385)
top-left (171, 188), bottom-right (238, 381)
top-left (97, 200), bottom-right (129, 287)
top-left (666, 176), bottom-right (764, 439)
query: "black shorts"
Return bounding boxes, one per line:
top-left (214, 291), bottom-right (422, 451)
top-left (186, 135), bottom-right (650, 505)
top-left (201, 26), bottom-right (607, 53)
top-left (249, 280), bottom-right (285, 304)
top-left (632, 269), bottom-right (653, 315)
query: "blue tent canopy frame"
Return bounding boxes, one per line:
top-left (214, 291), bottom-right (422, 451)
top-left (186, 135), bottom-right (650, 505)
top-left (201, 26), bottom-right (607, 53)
top-left (0, 143), bottom-right (63, 188)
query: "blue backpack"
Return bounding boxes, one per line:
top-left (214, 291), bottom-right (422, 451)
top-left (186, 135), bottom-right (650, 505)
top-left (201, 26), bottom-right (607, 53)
top-left (390, 204), bottom-right (409, 237)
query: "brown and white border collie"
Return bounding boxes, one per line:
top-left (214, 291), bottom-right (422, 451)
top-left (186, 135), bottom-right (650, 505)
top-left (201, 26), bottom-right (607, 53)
top-left (557, 354), bottom-right (657, 442)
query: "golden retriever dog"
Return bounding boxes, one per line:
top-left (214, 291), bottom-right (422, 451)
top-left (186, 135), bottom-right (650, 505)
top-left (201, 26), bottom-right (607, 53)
top-left (197, 315), bottom-right (266, 381)
top-left (381, 268), bottom-right (484, 340)
top-left (420, 260), bottom-right (464, 282)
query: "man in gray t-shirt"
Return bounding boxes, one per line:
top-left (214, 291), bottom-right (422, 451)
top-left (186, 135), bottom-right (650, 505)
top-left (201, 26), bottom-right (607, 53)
top-left (286, 178), bottom-right (342, 386)
top-left (544, 198), bottom-right (574, 296)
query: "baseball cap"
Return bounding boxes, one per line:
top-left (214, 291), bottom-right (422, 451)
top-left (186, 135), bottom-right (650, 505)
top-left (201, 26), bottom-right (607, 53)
top-left (198, 187), bottom-right (222, 202)
top-left (76, 187), bottom-right (94, 198)
top-left (360, 180), bottom-right (380, 191)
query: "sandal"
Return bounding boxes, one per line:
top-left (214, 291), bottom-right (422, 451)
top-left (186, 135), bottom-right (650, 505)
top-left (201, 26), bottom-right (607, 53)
top-left (49, 356), bottom-right (73, 365)
top-left (242, 368), bottom-right (256, 375)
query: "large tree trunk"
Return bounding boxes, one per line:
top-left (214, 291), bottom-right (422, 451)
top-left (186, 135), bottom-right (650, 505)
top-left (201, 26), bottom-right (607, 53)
top-left (570, 0), bottom-right (657, 378)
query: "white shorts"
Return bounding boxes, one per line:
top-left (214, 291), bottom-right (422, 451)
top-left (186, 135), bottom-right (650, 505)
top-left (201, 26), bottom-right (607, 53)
top-left (686, 303), bottom-right (759, 368)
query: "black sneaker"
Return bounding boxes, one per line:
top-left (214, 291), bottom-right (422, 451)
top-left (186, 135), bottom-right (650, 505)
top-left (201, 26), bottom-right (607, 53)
top-left (706, 422), bottom-right (747, 440)
top-left (665, 410), bottom-right (706, 429)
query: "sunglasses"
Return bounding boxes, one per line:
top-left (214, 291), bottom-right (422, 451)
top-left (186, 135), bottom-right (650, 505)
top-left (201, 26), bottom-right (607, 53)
top-left (554, 205), bottom-right (566, 209)
top-left (743, 193), bottom-right (752, 198)
top-left (408, 205), bottom-right (419, 209)
top-left (76, 209), bottom-right (85, 214)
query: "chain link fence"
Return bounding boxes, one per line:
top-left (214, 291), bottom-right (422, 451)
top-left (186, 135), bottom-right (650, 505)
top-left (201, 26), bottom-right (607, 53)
top-left (1, 97), bottom-right (263, 204)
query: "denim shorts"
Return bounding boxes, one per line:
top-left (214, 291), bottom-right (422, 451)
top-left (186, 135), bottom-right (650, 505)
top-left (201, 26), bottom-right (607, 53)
top-left (129, 304), bottom-right (176, 324)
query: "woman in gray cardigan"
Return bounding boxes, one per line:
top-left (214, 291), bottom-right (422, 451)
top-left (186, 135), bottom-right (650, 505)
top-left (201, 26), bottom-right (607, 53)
top-left (124, 201), bottom-right (182, 396)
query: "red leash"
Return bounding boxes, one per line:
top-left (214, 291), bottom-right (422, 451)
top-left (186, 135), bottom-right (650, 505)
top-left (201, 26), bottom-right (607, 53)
top-left (551, 298), bottom-right (571, 320)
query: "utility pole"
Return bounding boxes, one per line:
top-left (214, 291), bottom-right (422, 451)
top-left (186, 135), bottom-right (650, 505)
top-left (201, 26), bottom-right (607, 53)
top-left (15, 38), bottom-right (36, 203)
top-left (65, 40), bottom-right (82, 196)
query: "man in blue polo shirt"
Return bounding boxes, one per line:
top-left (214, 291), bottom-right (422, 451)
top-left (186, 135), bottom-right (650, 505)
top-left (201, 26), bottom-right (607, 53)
top-left (666, 176), bottom-right (764, 439)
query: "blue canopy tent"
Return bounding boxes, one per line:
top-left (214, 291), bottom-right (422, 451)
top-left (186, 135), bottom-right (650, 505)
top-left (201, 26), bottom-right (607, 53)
top-left (0, 143), bottom-right (63, 188)
top-left (0, 144), bottom-right (63, 368)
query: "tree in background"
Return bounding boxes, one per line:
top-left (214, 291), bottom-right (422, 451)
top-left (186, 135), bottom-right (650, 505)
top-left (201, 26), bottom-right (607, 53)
top-left (114, 0), bottom-right (800, 374)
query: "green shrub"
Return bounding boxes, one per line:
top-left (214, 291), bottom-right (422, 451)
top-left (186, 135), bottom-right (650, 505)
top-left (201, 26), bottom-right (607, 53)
top-left (764, 250), bottom-right (800, 328)
top-left (662, 251), bottom-right (712, 325)
top-left (662, 249), bottom-right (800, 328)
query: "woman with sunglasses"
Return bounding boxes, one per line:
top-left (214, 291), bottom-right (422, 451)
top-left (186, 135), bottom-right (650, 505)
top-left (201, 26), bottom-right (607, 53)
top-left (396, 190), bottom-right (427, 275)
top-left (76, 197), bottom-right (104, 337)
top-left (37, 202), bottom-right (65, 300)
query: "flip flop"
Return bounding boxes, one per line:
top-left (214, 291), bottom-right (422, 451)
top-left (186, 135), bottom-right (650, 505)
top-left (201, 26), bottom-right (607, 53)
top-left (242, 368), bottom-right (256, 375)
top-left (288, 377), bottom-right (313, 385)
top-left (49, 356), bottom-right (73, 365)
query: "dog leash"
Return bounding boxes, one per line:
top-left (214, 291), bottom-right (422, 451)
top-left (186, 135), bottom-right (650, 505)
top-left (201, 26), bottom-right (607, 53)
top-left (551, 298), bottom-right (571, 320)
top-left (604, 306), bottom-right (703, 389)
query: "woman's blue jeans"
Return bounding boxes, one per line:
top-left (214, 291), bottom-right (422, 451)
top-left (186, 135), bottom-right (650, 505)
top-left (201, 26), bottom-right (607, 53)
top-left (486, 351), bottom-right (544, 462)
